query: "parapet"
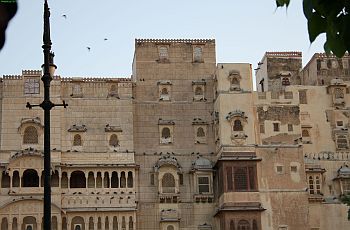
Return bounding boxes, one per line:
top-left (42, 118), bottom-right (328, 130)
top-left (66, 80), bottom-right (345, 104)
top-left (135, 38), bottom-right (215, 44)
top-left (265, 51), bottom-right (302, 58)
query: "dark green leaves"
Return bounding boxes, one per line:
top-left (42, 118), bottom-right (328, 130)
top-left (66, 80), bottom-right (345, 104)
top-left (276, 0), bottom-right (349, 57)
top-left (276, 0), bottom-right (290, 7)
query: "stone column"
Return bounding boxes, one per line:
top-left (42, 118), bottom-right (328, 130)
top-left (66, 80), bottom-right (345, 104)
top-left (108, 218), bottom-right (113, 230)
top-left (101, 217), bottom-right (105, 230)
top-left (57, 218), bottom-right (62, 230)
top-left (84, 219), bottom-right (89, 230)
top-left (37, 218), bottom-right (42, 230)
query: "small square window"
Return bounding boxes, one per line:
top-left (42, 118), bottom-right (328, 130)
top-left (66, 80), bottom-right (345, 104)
top-left (276, 165), bottom-right (284, 174)
top-left (273, 123), bottom-right (280, 132)
top-left (198, 176), bottom-right (210, 193)
top-left (291, 166), bottom-right (298, 173)
top-left (337, 121), bottom-right (344, 127)
top-left (288, 124), bottom-right (293, 132)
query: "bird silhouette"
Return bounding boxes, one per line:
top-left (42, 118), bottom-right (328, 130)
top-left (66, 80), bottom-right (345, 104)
top-left (86, 47), bottom-right (91, 52)
top-left (62, 14), bottom-right (67, 19)
top-left (104, 38), bottom-right (108, 41)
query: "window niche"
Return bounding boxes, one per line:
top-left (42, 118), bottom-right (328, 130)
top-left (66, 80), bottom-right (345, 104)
top-left (192, 80), bottom-right (206, 101)
top-left (301, 126), bottom-right (312, 144)
top-left (24, 78), bottom-right (40, 95)
top-left (327, 79), bottom-right (347, 108)
top-left (108, 84), bottom-right (119, 98)
top-left (228, 70), bottom-right (241, 91)
top-left (157, 80), bottom-right (172, 101)
top-left (68, 124), bottom-right (87, 151)
top-left (193, 118), bottom-right (208, 144)
top-left (71, 82), bottom-right (83, 98)
top-left (105, 124), bottom-right (122, 150)
top-left (157, 45), bottom-right (170, 63)
top-left (226, 110), bottom-right (248, 145)
top-left (193, 46), bottom-right (203, 63)
top-left (159, 119), bottom-right (175, 144)
top-left (19, 117), bottom-right (43, 149)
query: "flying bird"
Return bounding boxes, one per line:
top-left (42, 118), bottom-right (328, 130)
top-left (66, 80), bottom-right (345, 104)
top-left (86, 47), bottom-right (91, 52)
top-left (62, 14), bottom-right (67, 19)
top-left (104, 38), bottom-right (108, 41)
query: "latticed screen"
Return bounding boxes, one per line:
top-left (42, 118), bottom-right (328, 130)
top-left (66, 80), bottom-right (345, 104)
top-left (193, 47), bottom-right (202, 62)
top-left (226, 165), bottom-right (256, 191)
top-left (159, 46), bottom-right (168, 59)
top-left (197, 127), bottom-right (205, 137)
top-left (198, 176), bottom-right (209, 193)
top-left (23, 126), bottom-right (38, 144)
top-left (24, 79), bottom-right (40, 94)
top-left (162, 173), bottom-right (175, 193)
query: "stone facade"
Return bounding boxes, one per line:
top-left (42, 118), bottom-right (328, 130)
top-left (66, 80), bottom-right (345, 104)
top-left (0, 40), bottom-right (349, 230)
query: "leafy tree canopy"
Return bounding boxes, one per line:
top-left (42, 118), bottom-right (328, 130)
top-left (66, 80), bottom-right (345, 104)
top-left (276, 0), bottom-right (350, 57)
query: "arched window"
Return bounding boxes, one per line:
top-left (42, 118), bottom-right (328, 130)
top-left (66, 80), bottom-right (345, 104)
top-left (233, 120), bottom-right (243, 131)
top-left (162, 173), bottom-right (175, 193)
top-left (237, 219), bottom-right (250, 230)
top-left (73, 134), bottom-right (82, 146)
top-left (96, 172), bottom-right (102, 188)
top-left (104, 172), bottom-right (110, 188)
top-left (111, 171), bottom-right (119, 188)
top-left (197, 127), bottom-right (205, 137)
top-left (127, 171), bottom-right (133, 188)
top-left (252, 220), bottom-right (258, 230)
top-left (61, 172), bottom-right (68, 188)
top-left (109, 134), bottom-right (119, 147)
top-left (230, 220), bottom-right (235, 230)
top-left (122, 216), bottom-right (126, 230)
top-left (70, 171), bottom-right (86, 188)
top-left (159, 46), bottom-right (168, 59)
top-left (51, 170), bottom-right (59, 187)
top-left (88, 172), bottom-right (95, 188)
top-left (167, 225), bottom-right (174, 230)
top-left (193, 47), bottom-right (203, 62)
top-left (302, 129), bottom-right (310, 137)
top-left (1, 172), bottom-right (10, 188)
top-left (23, 126), bottom-right (38, 144)
top-left (120, 171), bottom-right (126, 188)
top-left (12, 171), bottom-right (20, 187)
top-left (129, 216), bottom-right (134, 230)
top-left (195, 87), bottom-right (203, 95)
top-left (161, 127), bottom-right (171, 139)
top-left (22, 169), bottom-right (39, 187)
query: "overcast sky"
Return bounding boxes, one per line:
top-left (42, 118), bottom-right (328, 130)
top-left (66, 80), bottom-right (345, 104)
top-left (1, 0), bottom-right (325, 81)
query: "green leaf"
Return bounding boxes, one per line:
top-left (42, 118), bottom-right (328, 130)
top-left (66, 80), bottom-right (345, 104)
top-left (303, 0), bottom-right (313, 20)
top-left (307, 12), bottom-right (327, 42)
top-left (276, 0), bottom-right (290, 7)
top-left (327, 32), bottom-right (346, 57)
top-left (323, 41), bottom-right (331, 56)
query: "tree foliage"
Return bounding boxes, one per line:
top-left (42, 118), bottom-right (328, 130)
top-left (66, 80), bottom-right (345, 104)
top-left (276, 0), bottom-right (350, 57)
top-left (341, 194), bottom-right (350, 220)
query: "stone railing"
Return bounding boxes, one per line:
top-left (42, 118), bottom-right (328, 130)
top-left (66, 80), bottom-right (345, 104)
top-left (61, 193), bottom-right (136, 209)
top-left (304, 151), bottom-right (350, 161)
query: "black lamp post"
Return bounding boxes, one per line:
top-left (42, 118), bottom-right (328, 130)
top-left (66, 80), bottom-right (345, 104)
top-left (26, 1), bottom-right (67, 229)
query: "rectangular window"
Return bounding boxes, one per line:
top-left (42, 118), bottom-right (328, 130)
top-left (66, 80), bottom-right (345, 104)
top-left (276, 165), bottom-right (284, 174)
top-left (299, 90), bottom-right (307, 104)
top-left (273, 123), bottom-right (280, 132)
top-left (337, 121), bottom-right (344, 127)
top-left (24, 78), bottom-right (40, 94)
top-left (336, 135), bottom-right (349, 149)
top-left (288, 124), bottom-right (293, 132)
top-left (150, 174), bottom-right (154, 185)
top-left (260, 123), bottom-right (265, 134)
top-left (198, 176), bottom-right (210, 193)
top-left (179, 174), bottom-right (184, 185)
top-left (226, 167), bottom-right (233, 191)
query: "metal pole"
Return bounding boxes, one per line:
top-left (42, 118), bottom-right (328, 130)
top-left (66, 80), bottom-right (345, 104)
top-left (42, 1), bottom-right (52, 229)
top-left (26, 2), bottom-right (67, 229)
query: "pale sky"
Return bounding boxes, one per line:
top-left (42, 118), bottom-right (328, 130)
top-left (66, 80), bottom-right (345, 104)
top-left (1, 0), bottom-right (325, 81)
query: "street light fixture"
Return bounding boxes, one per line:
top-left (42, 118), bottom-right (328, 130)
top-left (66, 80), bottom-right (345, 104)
top-left (26, 1), bottom-right (67, 229)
